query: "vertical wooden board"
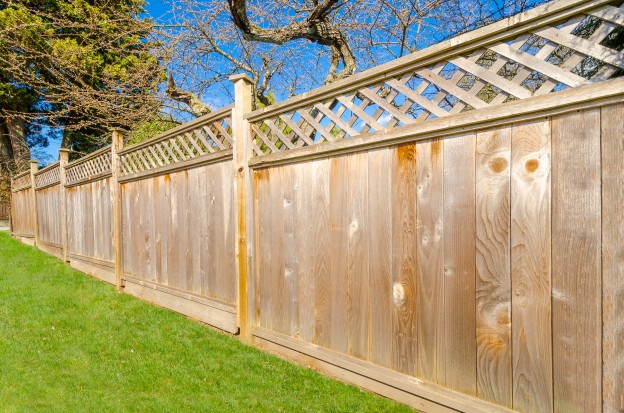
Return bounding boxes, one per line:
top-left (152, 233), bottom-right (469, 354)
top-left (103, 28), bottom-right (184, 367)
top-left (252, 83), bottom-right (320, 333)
top-left (121, 183), bottom-right (132, 275)
top-left (311, 159), bottom-right (331, 348)
top-left (282, 163), bottom-right (297, 337)
top-left (221, 161), bottom-right (236, 304)
top-left (147, 178), bottom-right (156, 282)
top-left (552, 109), bottom-right (601, 413)
top-left (95, 181), bottom-right (103, 259)
top-left (510, 118), bottom-right (553, 413)
top-left (391, 143), bottom-right (418, 376)
top-left (184, 170), bottom-right (193, 293)
top-left (190, 168), bottom-right (202, 295)
top-left (169, 173), bottom-right (180, 288)
top-left (442, 133), bottom-right (476, 395)
top-left (475, 127), bottom-right (512, 407)
top-left (161, 175), bottom-right (172, 286)
top-left (270, 166), bottom-right (286, 333)
top-left (294, 161), bottom-right (312, 342)
top-left (204, 166), bottom-right (217, 299)
top-left (367, 148), bottom-right (393, 369)
top-left (255, 168), bottom-right (272, 329)
top-left (178, 171), bottom-right (189, 291)
top-left (415, 139), bottom-right (444, 382)
top-left (347, 151), bottom-right (369, 360)
top-left (329, 155), bottom-right (349, 354)
top-left (253, 169), bottom-right (262, 327)
top-left (154, 176), bottom-right (163, 284)
top-left (105, 178), bottom-right (114, 262)
top-left (601, 103), bottom-right (624, 413)
top-left (212, 163), bottom-right (226, 302)
top-left (86, 181), bottom-right (95, 257)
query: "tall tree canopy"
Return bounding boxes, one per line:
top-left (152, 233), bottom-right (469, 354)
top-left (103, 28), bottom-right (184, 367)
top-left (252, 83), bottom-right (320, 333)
top-left (0, 0), bottom-right (164, 172)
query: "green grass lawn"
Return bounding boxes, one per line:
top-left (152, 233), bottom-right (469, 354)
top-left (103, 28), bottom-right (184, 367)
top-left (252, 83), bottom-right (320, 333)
top-left (0, 232), bottom-right (414, 412)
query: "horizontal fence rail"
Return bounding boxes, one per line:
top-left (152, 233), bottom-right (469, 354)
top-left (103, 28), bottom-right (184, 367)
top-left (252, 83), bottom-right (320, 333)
top-left (8, 1), bottom-right (623, 411)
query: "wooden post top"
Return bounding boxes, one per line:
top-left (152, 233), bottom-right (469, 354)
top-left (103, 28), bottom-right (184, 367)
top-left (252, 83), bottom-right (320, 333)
top-left (59, 148), bottom-right (70, 162)
top-left (29, 160), bottom-right (39, 172)
top-left (229, 73), bottom-right (254, 84)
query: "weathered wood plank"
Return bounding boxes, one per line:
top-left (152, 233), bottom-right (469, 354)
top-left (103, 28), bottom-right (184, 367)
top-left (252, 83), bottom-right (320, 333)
top-left (415, 139), bottom-right (444, 382)
top-left (442, 133), bottom-right (476, 395)
top-left (475, 127), bottom-right (512, 407)
top-left (552, 108), bottom-right (602, 413)
top-left (391, 143), bottom-right (418, 376)
top-left (330, 155), bottom-right (349, 353)
top-left (367, 148), bottom-right (393, 368)
top-left (347, 151), bottom-right (369, 360)
top-left (282, 164), bottom-right (298, 336)
top-left (311, 159), bottom-right (332, 348)
top-left (510, 118), bottom-right (553, 413)
top-left (601, 103), bottom-right (624, 413)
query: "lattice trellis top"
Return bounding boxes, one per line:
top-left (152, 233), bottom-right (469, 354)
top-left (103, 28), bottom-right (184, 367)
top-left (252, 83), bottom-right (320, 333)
top-left (65, 146), bottom-right (112, 185)
top-left (247, 0), bottom-right (624, 157)
top-left (119, 105), bottom-right (234, 177)
top-left (34, 162), bottom-right (61, 189)
top-left (11, 171), bottom-right (32, 192)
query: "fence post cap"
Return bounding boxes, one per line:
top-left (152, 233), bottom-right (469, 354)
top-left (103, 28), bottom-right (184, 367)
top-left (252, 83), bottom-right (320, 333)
top-left (58, 148), bottom-right (71, 153)
top-left (229, 73), bottom-right (254, 84)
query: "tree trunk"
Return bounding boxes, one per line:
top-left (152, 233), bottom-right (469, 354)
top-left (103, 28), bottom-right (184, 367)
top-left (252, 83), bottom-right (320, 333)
top-left (5, 115), bottom-right (29, 170)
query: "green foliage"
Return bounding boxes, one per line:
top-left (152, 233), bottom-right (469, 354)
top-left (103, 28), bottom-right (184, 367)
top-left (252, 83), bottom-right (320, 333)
top-left (0, 232), bottom-right (415, 412)
top-left (126, 117), bottom-right (179, 146)
top-left (0, 0), bottom-right (165, 155)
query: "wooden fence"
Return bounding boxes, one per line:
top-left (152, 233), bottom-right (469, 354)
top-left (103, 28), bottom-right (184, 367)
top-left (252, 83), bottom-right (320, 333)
top-left (0, 201), bottom-right (8, 220)
top-left (9, 0), bottom-right (623, 411)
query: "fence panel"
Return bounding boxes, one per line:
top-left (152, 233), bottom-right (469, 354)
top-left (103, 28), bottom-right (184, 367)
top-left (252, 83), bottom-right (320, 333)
top-left (64, 147), bottom-right (115, 283)
top-left (10, 172), bottom-right (35, 240)
top-left (250, 99), bottom-right (621, 412)
top-left (33, 162), bottom-right (63, 258)
top-left (118, 107), bottom-right (238, 333)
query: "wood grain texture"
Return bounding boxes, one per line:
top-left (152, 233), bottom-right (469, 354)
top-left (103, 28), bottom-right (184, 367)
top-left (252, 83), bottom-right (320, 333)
top-left (66, 177), bottom-right (114, 264)
top-left (442, 133), bottom-right (476, 396)
top-left (120, 162), bottom-right (236, 305)
top-left (36, 185), bottom-right (62, 245)
top-left (552, 109), bottom-right (602, 413)
top-left (311, 159), bottom-right (332, 348)
top-left (475, 127), bottom-right (512, 407)
top-left (415, 138), bottom-right (444, 382)
top-left (346, 151), bottom-right (369, 360)
top-left (391, 143), bottom-right (418, 376)
top-left (367, 148), bottom-right (393, 368)
top-left (510, 118), bottom-right (553, 413)
top-left (329, 155), bottom-right (349, 354)
top-left (601, 103), bottom-right (624, 413)
top-left (10, 189), bottom-right (35, 236)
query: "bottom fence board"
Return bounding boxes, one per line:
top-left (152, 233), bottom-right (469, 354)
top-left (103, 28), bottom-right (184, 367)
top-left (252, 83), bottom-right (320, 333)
top-left (12, 234), bottom-right (36, 246)
top-left (123, 278), bottom-right (238, 334)
top-left (252, 328), bottom-right (516, 413)
top-left (38, 241), bottom-right (63, 260)
top-left (68, 254), bottom-right (116, 285)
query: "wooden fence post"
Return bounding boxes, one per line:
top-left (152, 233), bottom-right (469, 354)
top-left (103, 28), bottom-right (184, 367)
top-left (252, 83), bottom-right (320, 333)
top-left (30, 160), bottom-right (39, 246)
top-left (59, 149), bottom-right (70, 262)
top-left (230, 74), bottom-right (254, 340)
top-left (111, 129), bottom-right (124, 291)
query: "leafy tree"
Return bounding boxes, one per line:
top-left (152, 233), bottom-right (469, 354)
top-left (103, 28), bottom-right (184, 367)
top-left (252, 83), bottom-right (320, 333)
top-left (0, 0), bottom-right (165, 169)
